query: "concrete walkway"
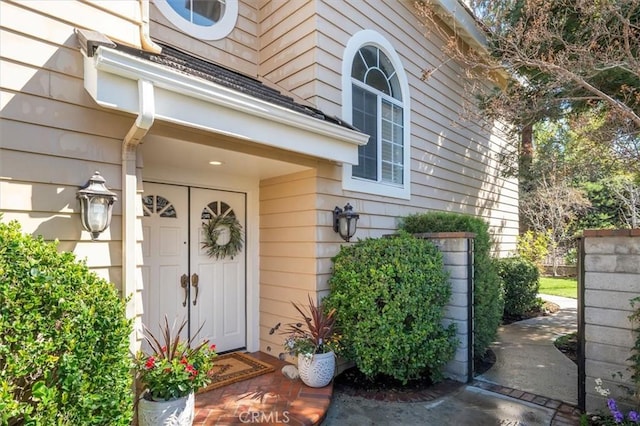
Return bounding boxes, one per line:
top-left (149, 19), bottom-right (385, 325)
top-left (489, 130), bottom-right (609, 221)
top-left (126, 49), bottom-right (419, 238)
top-left (322, 294), bottom-right (580, 425)
top-left (476, 294), bottom-right (578, 405)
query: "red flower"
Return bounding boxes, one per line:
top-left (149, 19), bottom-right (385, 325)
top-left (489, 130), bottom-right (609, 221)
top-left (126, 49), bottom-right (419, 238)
top-left (145, 356), bottom-right (156, 369)
top-left (185, 364), bottom-right (198, 379)
top-left (210, 344), bottom-right (216, 351)
top-left (180, 356), bottom-right (188, 365)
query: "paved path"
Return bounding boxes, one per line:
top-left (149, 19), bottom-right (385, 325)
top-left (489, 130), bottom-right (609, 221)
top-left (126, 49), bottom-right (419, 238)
top-left (322, 295), bottom-right (580, 425)
top-left (476, 294), bottom-right (578, 405)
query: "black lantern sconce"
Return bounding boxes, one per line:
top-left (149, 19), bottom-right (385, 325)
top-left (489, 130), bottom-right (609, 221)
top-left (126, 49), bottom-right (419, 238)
top-left (77, 171), bottom-right (117, 240)
top-left (333, 203), bottom-right (359, 242)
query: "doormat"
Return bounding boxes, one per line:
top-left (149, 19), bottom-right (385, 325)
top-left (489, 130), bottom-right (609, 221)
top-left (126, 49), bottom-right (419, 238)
top-left (198, 352), bottom-right (275, 393)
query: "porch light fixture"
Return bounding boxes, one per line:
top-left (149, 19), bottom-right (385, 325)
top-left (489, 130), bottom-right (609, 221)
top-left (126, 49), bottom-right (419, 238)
top-left (77, 171), bottom-right (117, 240)
top-left (333, 203), bottom-right (359, 242)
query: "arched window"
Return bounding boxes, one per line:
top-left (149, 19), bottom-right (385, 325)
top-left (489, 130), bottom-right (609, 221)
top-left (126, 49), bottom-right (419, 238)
top-left (154, 0), bottom-right (238, 40)
top-left (342, 30), bottom-right (411, 199)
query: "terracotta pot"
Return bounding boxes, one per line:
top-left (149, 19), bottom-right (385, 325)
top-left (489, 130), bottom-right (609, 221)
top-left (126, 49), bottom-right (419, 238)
top-left (297, 351), bottom-right (335, 387)
top-left (138, 392), bottom-right (194, 426)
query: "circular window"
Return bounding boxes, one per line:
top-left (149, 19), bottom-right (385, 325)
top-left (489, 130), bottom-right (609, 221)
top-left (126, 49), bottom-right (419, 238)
top-left (155, 0), bottom-right (238, 40)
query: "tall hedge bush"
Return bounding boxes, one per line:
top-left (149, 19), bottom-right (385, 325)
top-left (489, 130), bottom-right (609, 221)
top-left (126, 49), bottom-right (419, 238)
top-left (496, 257), bottom-right (540, 317)
top-left (324, 232), bottom-right (457, 384)
top-left (400, 212), bottom-right (504, 359)
top-left (0, 220), bottom-right (133, 425)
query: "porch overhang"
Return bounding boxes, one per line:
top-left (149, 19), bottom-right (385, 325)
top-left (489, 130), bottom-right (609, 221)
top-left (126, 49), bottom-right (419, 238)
top-left (82, 46), bottom-right (369, 164)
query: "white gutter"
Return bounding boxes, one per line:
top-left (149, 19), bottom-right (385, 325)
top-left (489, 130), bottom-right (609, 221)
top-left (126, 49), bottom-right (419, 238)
top-left (431, 0), bottom-right (488, 53)
top-left (121, 79), bottom-right (155, 350)
top-left (83, 46), bottom-right (369, 165)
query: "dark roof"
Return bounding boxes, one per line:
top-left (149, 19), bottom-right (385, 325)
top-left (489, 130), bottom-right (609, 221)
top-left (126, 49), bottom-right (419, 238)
top-left (115, 42), bottom-right (356, 130)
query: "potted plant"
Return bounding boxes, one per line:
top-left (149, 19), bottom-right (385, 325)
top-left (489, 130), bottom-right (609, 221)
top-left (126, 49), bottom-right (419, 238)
top-left (283, 295), bottom-right (339, 387)
top-left (133, 317), bottom-right (217, 426)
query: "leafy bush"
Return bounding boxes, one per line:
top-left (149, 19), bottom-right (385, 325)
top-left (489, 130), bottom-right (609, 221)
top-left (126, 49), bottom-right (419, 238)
top-left (496, 257), bottom-right (540, 317)
top-left (400, 212), bottom-right (504, 359)
top-left (324, 232), bottom-right (457, 384)
top-left (0, 220), bottom-right (133, 425)
top-left (564, 247), bottom-right (578, 266)
top-left (517, 230), bottom-right (551, 273)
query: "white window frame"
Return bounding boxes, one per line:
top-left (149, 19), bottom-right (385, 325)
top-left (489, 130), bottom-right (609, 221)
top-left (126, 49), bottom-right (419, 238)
top-left (154, 0), bottom-right (238, 40)
top-left (342, 30), bottom-right (411, 200)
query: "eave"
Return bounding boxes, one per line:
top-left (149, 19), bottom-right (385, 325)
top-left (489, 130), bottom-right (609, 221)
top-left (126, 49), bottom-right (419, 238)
top-left (82, 45), bottom-right (369, 165)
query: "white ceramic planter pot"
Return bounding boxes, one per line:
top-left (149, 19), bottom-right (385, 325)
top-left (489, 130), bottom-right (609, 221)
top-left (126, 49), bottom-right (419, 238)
top-left (138, 392), bottom-right (195, 426)
top-left (297, 351), bottom-right (336, 387)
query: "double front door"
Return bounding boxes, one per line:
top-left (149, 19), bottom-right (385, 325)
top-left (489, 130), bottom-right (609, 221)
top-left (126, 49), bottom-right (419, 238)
top-left (141, 182), bottom-right (246, 352)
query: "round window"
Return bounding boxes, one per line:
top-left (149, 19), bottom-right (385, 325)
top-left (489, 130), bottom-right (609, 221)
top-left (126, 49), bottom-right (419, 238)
top-left (154, 0), bottom-right (238, 40)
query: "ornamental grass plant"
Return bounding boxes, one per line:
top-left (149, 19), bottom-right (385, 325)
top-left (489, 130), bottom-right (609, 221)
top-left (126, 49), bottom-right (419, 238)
top-left (133, 317), bottom-right (217, 401)
top-left (282, 295), bottom-right (339, 359)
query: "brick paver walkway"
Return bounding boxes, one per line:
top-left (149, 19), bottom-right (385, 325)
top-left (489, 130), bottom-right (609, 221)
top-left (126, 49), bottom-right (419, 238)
top-left (193, 351), bottom-right (582, 425)
top-left (194, 352), bottom-right (331, 425)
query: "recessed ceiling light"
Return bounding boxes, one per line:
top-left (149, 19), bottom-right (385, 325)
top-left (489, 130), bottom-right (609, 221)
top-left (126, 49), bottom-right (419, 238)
top-left (209, 160), bottom-right (223, 166)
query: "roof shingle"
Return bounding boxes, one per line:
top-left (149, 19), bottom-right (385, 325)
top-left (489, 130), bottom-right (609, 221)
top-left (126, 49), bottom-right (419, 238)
top-left (115, 42), bottom-right (356, 130)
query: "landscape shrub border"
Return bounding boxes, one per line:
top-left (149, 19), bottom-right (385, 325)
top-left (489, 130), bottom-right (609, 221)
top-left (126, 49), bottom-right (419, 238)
top-left (0, 219), bottom-right (133, 425)
top-left (400, 211), bottom-right (504, 359)
top-left (495, 256), bottom-right (540, 317)
top-left (324, 232), bottom-right (458, 384)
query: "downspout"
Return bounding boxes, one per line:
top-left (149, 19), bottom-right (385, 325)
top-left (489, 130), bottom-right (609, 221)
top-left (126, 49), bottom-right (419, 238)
top-left (140, 0), bottom-right (162, 54)
top-left (123, 79), bottom-right (155, 351)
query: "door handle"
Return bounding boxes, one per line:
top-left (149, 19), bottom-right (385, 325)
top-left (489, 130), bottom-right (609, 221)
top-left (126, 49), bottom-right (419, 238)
top-left (191, 273), bottom-right (199, 306)
top-left (180, 274), bottom-right (188, 307)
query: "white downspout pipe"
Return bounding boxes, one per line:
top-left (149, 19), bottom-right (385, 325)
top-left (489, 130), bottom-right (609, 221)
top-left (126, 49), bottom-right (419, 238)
top-left (140, 0), bottom-right (162, 54)
top-left (123, 79), bottom-right (155, 351)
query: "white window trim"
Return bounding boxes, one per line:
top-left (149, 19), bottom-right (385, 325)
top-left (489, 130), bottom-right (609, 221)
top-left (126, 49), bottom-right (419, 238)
top-left (153, 0), bottom-right (238, 40)
top-left (342, 30), bottom-right (411, 200)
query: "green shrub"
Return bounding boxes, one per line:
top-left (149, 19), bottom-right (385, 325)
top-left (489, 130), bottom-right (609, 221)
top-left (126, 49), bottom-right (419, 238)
top-left (399, 212), bottom-right (504, 359)
top-left (0, 220), bottom-right (133, 425)
top-left (516, 230), bottom-right (551, 273)
top-left (496, 257), bottom-right (540, 317)
top-left (324, 232), bottom-right (457, 384)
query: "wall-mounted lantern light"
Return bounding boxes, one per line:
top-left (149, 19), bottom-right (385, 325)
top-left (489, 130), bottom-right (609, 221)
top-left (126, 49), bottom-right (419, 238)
top-left (333, 203), bottom-right (359, 242)
top-left (77, 171), bottom-right (117, 240)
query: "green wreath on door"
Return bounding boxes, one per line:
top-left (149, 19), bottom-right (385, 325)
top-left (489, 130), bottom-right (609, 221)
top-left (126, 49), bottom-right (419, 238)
top-left (201, 214), bottom-right (244, 260)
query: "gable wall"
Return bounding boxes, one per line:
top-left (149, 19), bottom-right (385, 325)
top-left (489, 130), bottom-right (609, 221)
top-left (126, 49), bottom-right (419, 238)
top-left (249, 0), bottom-right (518, 257)
top-left (316, 1), bottom-right (517, 256)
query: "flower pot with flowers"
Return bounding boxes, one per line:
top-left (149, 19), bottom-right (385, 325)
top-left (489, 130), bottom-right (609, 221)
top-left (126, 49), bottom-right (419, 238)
top-left (133, 317), bottom-right (217, 426)
top-left (283, 295), bottom-right (339, 388)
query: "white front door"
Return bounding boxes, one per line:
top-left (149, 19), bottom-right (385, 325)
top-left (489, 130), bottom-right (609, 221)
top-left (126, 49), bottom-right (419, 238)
top-left (141, 182), bottom-right (246, 352)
